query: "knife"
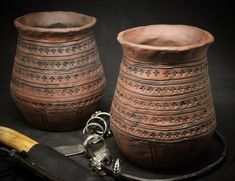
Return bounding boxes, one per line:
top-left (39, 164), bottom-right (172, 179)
top-left (0, 126), bottom-right (104, 181)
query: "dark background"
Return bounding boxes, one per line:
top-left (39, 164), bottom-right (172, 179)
top-left (0, 0), bottom-right (234, 180)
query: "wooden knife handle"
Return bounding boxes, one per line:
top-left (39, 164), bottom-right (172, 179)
top-left (0, 126), bottom-right (38, 152)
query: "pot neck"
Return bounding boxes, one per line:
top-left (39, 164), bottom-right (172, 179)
top-left (121, 44), bottom-right (211, 65)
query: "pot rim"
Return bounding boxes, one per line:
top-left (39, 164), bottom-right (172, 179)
top-left (14, 11), bottom-right (96, 33)
top-left (117, 24), bottom-right (214, 52)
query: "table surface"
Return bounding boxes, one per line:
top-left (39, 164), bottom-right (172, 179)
top-left (0, 0), bottom-right (235, 180)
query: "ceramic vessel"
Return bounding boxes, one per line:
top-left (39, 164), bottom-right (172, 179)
top-left (110, 25), bottom-right (216, 170)
top-left (10, 12), bottom-right (106, 131)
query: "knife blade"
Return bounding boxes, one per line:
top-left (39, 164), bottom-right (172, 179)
top-left (54, 144), bottom-right (85, 156)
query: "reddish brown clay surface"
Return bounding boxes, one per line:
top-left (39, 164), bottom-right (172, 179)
top-left (110, 25), bottom-right (216, 170)
top-left (10, 12), bottom-right (106, 131)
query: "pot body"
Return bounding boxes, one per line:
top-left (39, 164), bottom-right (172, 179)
top-left (10, 12), bottom-right (106, 131)
top-left (110, 25), bottom-right (216, 170)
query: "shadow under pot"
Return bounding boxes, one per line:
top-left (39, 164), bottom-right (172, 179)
top-left (10, 11), bottom-right (106, 131)
top-left (110, 24), bottom-right (216, 170)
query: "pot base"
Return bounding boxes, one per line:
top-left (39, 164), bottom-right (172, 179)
top-left (16, 103), bottom-right (99, 131)
top-left (104, 131), bottom-right (226, 180)
top-left (111, 124), bottom-right (215, 170)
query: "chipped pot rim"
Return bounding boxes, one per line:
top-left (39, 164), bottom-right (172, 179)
top-left (14, 11), bottom-right (96, 34)
top-left (117, 24), bottom-right (214, 52)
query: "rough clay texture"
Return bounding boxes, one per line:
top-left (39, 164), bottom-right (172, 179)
top-left (110, 25), bottom-right (216, 170)
top-left (10, 12), bottom-right (106, 131)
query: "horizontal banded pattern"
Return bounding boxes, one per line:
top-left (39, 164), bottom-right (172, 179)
top-left (11, 31), bottom-right (106, 129)
top-left (110, 55), bottom-right (216, 142)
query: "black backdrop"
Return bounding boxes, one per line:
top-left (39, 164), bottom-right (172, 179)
top-left (0, 0), bottom-right (234, 180)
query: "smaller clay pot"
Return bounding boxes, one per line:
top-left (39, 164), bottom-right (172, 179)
top-left (10, 12), bottom-right (106, 131)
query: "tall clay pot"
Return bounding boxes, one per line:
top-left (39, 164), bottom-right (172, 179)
top-left (10, 12), bottom-right (106, 131)
top-left (110, 25), bottom-right (216, 170)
